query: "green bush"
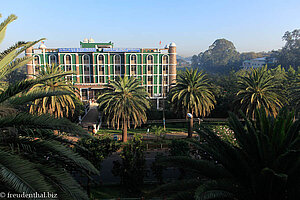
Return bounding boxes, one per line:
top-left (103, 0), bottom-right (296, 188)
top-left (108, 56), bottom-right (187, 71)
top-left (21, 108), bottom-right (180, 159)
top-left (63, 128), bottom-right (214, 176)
top-left (112, 135), bottom-right (146, 195)
top-left (76, 136), bottom-right (120, 169)
top-left (170, 139), bottom-right (190, 156)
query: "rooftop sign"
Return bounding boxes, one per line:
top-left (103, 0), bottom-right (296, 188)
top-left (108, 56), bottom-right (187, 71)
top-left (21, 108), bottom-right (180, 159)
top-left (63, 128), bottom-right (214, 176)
top-left (103, 48), bottom-right (141, 52)
top-left (58, 48), bottom-right (97, 52)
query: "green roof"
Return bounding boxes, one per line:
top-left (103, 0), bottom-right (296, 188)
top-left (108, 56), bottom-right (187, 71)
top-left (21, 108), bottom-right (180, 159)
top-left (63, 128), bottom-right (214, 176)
top-left (80, 41), bottom-right (113, 48)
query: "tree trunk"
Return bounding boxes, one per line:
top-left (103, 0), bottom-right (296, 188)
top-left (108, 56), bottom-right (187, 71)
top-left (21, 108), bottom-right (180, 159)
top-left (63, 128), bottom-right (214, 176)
top-left (188, 117), bottom-right (193, 138)
top-left (122, 119), bottom-right (128, 142)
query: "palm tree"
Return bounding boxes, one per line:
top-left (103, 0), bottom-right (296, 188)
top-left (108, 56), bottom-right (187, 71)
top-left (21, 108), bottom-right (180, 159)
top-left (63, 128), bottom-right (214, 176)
top-left (169, 68), bottom-right (216, 137)
top-left (154, 108), bottom-right (300, 200)
top-left (0, 14), bottom-right (98, 199)
top-left (28, 64), bottom-right (78, 118)
top-left (236, 66), bottom-right (286, 118)
top-left (97, 76), bottom-right (150, 142)
top-left (290, 74), bottom-right (300, 112)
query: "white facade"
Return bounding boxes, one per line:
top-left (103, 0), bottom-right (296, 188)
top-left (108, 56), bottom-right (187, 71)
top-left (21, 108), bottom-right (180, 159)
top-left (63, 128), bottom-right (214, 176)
top-left (243, 57), bottom-right (267, 69)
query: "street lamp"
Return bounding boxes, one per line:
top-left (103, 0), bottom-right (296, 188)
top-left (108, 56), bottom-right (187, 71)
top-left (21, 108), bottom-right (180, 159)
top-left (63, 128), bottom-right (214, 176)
top-left (187, 113), bottom-right (193, 138)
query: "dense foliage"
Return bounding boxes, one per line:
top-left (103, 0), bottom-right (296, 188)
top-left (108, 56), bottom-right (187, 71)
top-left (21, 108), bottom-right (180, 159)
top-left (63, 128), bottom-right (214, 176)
top-left (154, 108), bottom-right (300, 200)
top-left (191, 38), bottom-right (270, 73)
top-left (192, 29), bottom-right (300, 74)
top-left (112, 135), bottom-right (146, 195)
top-left (274, 29), bottom-right (300, 69)
top-left (76, 135), bottom-right (120, 169)
top-left (0, 13), bottom-right (98, 199)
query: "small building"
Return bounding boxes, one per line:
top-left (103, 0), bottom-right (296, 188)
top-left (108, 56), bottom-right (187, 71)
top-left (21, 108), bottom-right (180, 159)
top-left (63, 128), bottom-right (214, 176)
top-left (242, 57), bottom-right (276, 69)
top-left (25, 39), bottom-right (177, 109)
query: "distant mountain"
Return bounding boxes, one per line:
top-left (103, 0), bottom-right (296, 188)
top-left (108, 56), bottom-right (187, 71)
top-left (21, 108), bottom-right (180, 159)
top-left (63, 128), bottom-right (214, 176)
top-left (177, 55), bottom-right (192, 63)
top-left (177, 58), bottom-right (191, 69)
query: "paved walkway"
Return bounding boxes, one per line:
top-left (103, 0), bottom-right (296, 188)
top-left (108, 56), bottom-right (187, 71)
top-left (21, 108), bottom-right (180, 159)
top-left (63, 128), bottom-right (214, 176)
top-left (81, 103), bottom-right (100, 127)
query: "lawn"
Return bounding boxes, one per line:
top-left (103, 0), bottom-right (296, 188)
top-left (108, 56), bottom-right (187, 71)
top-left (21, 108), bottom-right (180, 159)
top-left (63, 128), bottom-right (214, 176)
top-left (96, 124), bottom-right (188, 136)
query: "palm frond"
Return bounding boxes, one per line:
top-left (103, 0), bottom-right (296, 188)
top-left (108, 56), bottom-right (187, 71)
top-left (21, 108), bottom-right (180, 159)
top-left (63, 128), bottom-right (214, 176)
top-left (7, 90), bottom-right (71, 106)
top-left (0, 149), bottom-right (53, 193)
top-left (158, 156), bottom-right (231, 179)
top-left (0, 14), bottom-right (17, 44)
top-left (0, 113), bottom-right (91, 138)
top-left (152, 178), bottom-right (201, 196)
top-left (32, 139), bottom-right (99, 174)
top-left (37, 165), bottom-right (89, 200)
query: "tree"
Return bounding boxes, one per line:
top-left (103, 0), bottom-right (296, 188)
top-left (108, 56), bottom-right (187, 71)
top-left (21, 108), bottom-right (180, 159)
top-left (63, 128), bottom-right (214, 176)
top-left (151, 125), bottom-right (165, 140)
top-left (193, 39), bottom-right (240, 73)
top-left (112, 135), bottom-right (146, 195)
top-left (28, 64), bottom-right (78, 118)
top-left (275, 29), bottom-right (300, 68)
top-left (97, 76), bottom-right (150, 142)
top-left (169, 68), bottom-right (216, 137)
top-left (0, 13), bottom-right (98, 199)
top-left (236, 66), bottom-right (286, 118)
top-left (290, 74), bottom-right (300, 112)
top-left (208, 71), bottom-right (239, 118)
top-left (154, 108), bottom-right (300, 200)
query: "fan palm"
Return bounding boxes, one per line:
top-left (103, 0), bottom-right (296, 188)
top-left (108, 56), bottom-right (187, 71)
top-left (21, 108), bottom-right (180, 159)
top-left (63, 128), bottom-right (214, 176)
top-left (28, 64), bottom-right (78, 118)
top-left (0, 13), bottom-right (98, 199)
top-left (169, 68), bottom-right (216, 137)
top-left (236, 66), bottom-right (286, 118)
top-left (97, 76), bottom-right (150, 142)
top-left (154, 108), bottom-right (300, 200)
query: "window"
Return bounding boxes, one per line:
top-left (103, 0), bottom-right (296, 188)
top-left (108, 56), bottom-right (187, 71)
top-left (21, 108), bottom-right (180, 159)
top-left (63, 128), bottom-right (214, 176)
top-left (49, 55), bottom-right (56, 65)
top-left (66, 65), bottom-right (72, 71)
top-left (99, 65), bottom-right (104, 75)
top-left (84, 76), bottom-right (90, 83)
top-left (131, 55), bottom-right (137, 64)
top-left (115, 65), bottom-right (121, 74)
top-left (98, 54), bottom-right (105, 75)
top-left (35, 65), bottom-right (39, 74)
top-left (66, 76), bottom-right (72, 82)
top-left (148, 76), bottom-right (153, 84)
top-left (65, 55), bottom-right (72, 64)
top-left (147, 55), bottom-right (153, 64)
top-left (147, 86), bottom-right (153, 96)
top-left (163, 76), bottom-right (168, 84)
top-left (98, 55), bottom-right (104, 64)
top-left (34, 56), bottom-right (40, 65)
top-left (147, 65), bottom-right (153, 74)
top-left (84, 65), bottom-right (90, 75)
top-left (99, 76), bottom-right (105, 83)
top-left (83, 55), bottom-right (90, 64)
top-left (163, 65), bottom-right (168, 74)
top-left (162, 55), bottom-right (168, 64)
top-left (131, 65), bottom-right (136, 75)
top-left (34, 56), bottom-right (40, 74)
top-left (114, 55), bottom-right (121, 65)
top-left (81, 89), bottom-right (88, 100)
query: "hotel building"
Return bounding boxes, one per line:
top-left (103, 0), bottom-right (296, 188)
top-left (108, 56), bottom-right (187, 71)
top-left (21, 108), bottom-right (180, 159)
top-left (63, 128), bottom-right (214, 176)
top-left (25, 39), bottom-right (177, 109)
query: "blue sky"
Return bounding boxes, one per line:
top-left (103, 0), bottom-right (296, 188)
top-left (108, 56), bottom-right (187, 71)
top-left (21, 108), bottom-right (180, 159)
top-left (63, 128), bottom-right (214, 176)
top-left (1, 0), bottom-right (300, 56)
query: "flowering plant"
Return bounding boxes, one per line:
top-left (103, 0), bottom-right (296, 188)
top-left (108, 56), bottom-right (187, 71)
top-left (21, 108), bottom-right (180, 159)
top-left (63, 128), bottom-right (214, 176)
top-left (212, 125), bottom-right (238, 146)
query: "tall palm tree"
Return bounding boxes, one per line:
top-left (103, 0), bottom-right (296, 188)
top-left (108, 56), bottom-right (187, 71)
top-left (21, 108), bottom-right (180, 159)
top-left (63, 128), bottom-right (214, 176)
top-left (236, 66), bottom-right (286, 118)
top-left (169, 68), bottom-right (216, 137)
top-left (97, 76), bottom-right (150, 142)
top-left (0, 13), bottom-right (98, 199)
top-left (28, 64), bottom-right (78, 118)
top-left (154, 108), bottom-right (300, 200)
